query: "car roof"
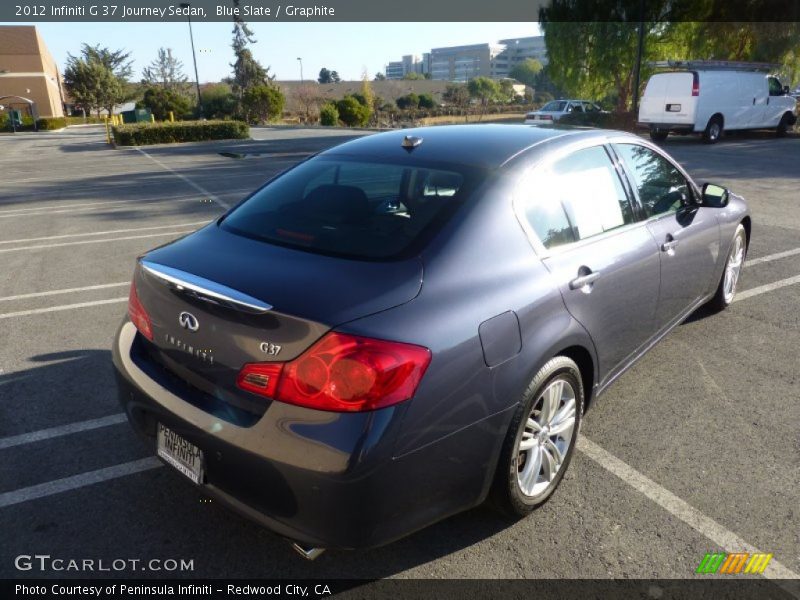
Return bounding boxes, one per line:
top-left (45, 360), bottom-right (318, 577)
top-left (320, 124), bottom-right (632, 170)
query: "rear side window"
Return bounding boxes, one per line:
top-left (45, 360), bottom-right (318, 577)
top-left (517, 145), bottom-right (634, 249)
top-left (221, 157), bottom-right (472, 260)
top-left (542, 101), bottom-right (567, 112)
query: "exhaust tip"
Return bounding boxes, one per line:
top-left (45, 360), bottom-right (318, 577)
top-left (291, 541), bottom-right (326, 561)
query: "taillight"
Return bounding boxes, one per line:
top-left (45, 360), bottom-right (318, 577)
top-left (237, 333), bottom-right (431, 412)
top-left (128, 280), bottom-right (153, 341)
top-left (692, 72), bottom-right (700, 96)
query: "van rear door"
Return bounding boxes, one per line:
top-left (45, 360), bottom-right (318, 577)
top-left (639, 72), bottom-right (696, 127)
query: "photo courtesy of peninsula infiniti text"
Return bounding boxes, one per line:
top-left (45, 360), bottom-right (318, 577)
top-left (112, 125), bottom-right (751, 557)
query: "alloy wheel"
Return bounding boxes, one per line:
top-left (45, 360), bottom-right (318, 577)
top-left (723, 232), bottom-right (745, 304)
top-left (516, 377), bottom-right (577, 497)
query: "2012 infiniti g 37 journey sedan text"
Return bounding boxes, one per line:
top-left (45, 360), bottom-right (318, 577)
top-left (113, 125), bottom-right (750, 557)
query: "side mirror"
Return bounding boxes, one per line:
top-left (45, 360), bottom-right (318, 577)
top-left (783, 85), bottom-right (790, 95)
top-left (701, 183), bottom-right (729, 208)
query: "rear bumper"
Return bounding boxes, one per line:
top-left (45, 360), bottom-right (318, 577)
top-left (638, 122), bottom-right (695, 134)
top-left (112, 320), bottom-right (500, 549)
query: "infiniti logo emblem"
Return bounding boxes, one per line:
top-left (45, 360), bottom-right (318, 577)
top-left (178, 311), bottom-right (199, 332)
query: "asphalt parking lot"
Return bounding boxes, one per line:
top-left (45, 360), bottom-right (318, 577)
top-left (0, 125), bottom-right (798, 589)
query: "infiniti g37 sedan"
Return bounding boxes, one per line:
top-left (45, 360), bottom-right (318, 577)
top-left (113, 125), bottom-right (750, 555)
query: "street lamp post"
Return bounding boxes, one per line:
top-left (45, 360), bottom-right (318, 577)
top-left (297, 57), bottom-right (303, 83)
top-left (180, 3), bottom-right (204, 118)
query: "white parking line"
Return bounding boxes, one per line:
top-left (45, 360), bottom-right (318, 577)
top-left (0, 457), bottom-right (162, 509)
top-left (0, 414), bottom-right (127, 450)
top-left (0, 230), bottom-right (194, 254)
top-left (577, 437), bottom-right (800, 585)
top-left (0, 283), bottom-right (128, 302)
top-left (134, 148), bottom-right (231, 209)
top-left (0, 297), bottom-right (127, 320)
top-left (0, 221), bottom-right (210, 245)
top-left (746, 247), bottom-right (800, 267)
top-left (734, 275), bottom-right (800, 303)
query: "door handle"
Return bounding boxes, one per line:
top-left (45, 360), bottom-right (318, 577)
top-left (753, 97), bottom-right (756, 105)
top-left (569, 270), bottom-right (601, 290)
top-left (661, 234), bottom-right (679, 254)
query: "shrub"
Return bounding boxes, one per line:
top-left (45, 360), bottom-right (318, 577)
top-left (417, 93), bottom-right (436, 109)
top-left (336, 95), bottom-right (371, 127)
top-left (0, 113), bottom-right (8, 130)
top-left (112, 120), bottom-right (249, 146)
top-left (319, 103), bottom-right (339, 126)
top-left (242, 84), bottom-right (285, 123)
top-left (201, 84), bottom-right (237, 120)
top-left (138, 87), bottom-right (193, 121)
top-left (396, 93), bottom-right (420, 110)
top-left (36, 117), bottom-right (68, 130)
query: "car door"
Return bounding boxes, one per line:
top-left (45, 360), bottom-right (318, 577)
top-left (516, 144), bottom-right (661, 381)
top-left (612, 142), bottom-right (720, 329)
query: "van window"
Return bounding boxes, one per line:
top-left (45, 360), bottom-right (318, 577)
top-left (768, 77), bottom-right (783, 97)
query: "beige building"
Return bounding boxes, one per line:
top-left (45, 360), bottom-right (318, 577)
top-left (0, 26), bottom-right (65, 118)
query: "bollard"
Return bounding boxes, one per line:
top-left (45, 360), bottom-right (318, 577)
top-left (104, 116), bottom-right (112, 144)
top-left (150, 114), bottom-right (155, 123)
top-left (169, 111), bottom-right (174, 123)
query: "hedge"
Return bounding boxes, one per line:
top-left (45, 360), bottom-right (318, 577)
top-left (112, 120), bottom-right (249, 146)
top-left (558, 111), bottom-right (637, 131)
top-left (36, 117), bottom-right (68, 130)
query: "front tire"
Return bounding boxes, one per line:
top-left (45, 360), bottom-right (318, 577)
top-left (776, 113), bottom-right (792, 138)
top-left (490, 356), bottom-right (583, 517)
top-left (703, 116), bottom-right (723, 144)
top-left (708, 224), bottom-right (747, 311)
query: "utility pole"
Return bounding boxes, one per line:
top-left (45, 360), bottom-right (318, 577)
top-left (180, 3), bottom-right (204, 118)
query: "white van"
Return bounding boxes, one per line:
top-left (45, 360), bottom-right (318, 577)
top-left (638, 61), bottom-right (797, 143)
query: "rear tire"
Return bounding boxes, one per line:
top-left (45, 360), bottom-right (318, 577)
top-left (708, 224), bottom-right (747, 311)
top-left (703, 116), bottom-right (723, 144)
top-left (489, 356), bottom-right (583, 517)
top-left (649, 128), bottom-right (669, 142)
top-left (776, 113), bottom-right (791, 137)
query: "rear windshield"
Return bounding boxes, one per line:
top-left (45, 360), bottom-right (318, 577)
top-left (542, 101), bottom-right (567, 112)
top-left (220, 156), bottom-right (477, 260)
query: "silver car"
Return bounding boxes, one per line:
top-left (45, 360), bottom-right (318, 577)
top-left (525, 99), bottom-right (604, 124)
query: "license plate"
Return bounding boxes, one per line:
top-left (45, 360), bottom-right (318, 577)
top-left (157, 423), bottom-right (204, 484)
top-left (666, 104), bottom-right (681, 112)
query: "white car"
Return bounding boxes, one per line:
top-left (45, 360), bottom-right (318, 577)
top-left (524, 100), bottom-right (603, 125)
top-left (638, 60), bottom-right (798, 143)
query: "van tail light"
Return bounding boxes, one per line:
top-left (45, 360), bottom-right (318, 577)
top-left (691, 72), bottom-right (700, 96)
top-left (128, 280), bottom-right (153, 341)
top-left (237, 333), bottom-right (432, 412)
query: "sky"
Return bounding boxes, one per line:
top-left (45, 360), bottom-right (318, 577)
top-left (23, 22), bottom-right (542, 83)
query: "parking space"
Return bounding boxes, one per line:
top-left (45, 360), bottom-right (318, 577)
top-left (0, 126), bottom-right (798, 586)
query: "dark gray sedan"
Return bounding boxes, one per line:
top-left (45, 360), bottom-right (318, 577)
top-left (113, 125), bottom-right (750, 556)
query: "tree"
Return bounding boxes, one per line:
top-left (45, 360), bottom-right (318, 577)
top-left (138, 87), bottom-right (192, 120)
top-left (201, 84), bottom-right (237, 119)
top-left (403, 72), bottom-right (424, 80)
top-left (360, 70), bottom-right (375, 123)
top-left (467, 76), bottom-right (501, 119)
top-left (63, 46), bottom-right (130, 117)
top-left (229, 0), bottom-right (275, 112)
top-left (508, 58), bottom-right (543, 88)
top-left (374, 72), bottom-right (386, 81)
top-left (242, 84), bottom-right (285, 123)
top-left (336, 95), bottom-right (370, 126)
top-left (319, 103), bottom-right (339, 126)
top-left (317, 68), bottom-right (341, 84)
top-left (293, 83), bottom-right (321, 122)
top-left (443, 83), bottom-right (470, 109)
top-left (142, 48), bottom-right (187, 91)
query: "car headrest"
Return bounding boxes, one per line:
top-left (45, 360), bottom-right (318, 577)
top-left (303, 184), bottom-right (371, 223)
